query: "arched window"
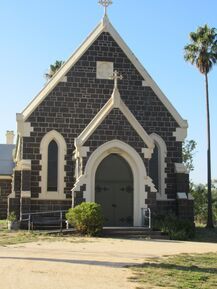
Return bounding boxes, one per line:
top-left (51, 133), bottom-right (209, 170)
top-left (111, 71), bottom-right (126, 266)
top-left (47, 140), bottom-right (58, 191)
top-left (150, 133), bottom-right (167, 200)
top-left (149, 144), bottom-right (159, 191)
top-left (39, 130), bottom-right (67, 200)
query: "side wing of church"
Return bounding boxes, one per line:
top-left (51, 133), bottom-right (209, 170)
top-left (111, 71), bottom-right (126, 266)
top-left (6, 14), bottom-right (193, 226)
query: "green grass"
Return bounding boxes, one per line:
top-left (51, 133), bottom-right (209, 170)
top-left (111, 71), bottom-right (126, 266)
top-left (0, 220), bottom-right (7, 230)
top-left (0, 218), bottom-right (216, 246)
top-left (0, 220), bottom-right (95, 245)
top-left (130, 253), bottom-right (217, 289)
top-left (0, 221), bottom-right (43, 245)
top-left (0, 229), bottom-right (93, 246)
top-left (0, 231), bottom-right (40, 246)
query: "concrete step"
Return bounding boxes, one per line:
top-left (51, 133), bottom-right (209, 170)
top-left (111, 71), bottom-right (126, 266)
top-left (102, 227), bottom-right (169, 239)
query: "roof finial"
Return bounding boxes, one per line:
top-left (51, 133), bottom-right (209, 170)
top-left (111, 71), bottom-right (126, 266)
top-left (110, 70), bottom-right (123, 90)
top-left (98, 0), bottom-right (113, 16)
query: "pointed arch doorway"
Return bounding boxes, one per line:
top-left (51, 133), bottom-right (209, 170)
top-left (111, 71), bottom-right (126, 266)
top-left (95, 153), bottom-right (133, 227)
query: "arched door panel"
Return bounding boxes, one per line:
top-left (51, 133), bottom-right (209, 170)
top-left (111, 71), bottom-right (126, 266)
top-left (95, 154), bottom-right (133, 227)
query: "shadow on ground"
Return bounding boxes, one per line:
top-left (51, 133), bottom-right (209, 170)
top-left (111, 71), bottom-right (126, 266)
top-left (0, 256), bottom-right (138, 268)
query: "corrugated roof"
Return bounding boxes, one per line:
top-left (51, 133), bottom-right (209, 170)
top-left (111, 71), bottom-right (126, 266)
top-left (0, 144), bottom-right (15, 175)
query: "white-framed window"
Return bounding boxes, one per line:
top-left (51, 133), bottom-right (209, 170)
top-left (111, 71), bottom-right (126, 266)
top-left (47, 139), bottom-right (58, 191)
top-left (150, 133), bottom-right (167, 200)
top-left (39, 130), bottom-right (67, 200)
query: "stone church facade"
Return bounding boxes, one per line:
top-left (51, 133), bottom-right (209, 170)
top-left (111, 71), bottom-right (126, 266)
top-left (5, 14), bottom-right (193, 226)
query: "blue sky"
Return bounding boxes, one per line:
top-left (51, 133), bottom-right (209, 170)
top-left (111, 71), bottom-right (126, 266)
top-left (0, 0), bottom-right (216, 184)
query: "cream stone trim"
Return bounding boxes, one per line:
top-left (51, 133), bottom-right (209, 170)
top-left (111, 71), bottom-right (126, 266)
top-left (157, 198), bottom-right (176, 202)
top-left (8, 192), bottom-right (15, 198)
top-left (74, 146), bottom-right (90, 158)
top-left (74, 146), bottom-right (90, 179)
top-left (142, 80), bottom-right (149, 87)
top-left (96, 61), bottom-right (114, 79)
top-left (60, 76), bottom-right (67, 82)
top-left (150, 133), bottom-right (168, 200)
top-left (173, 127), bottom-right (187, 142)
top-left (14, 114), bottom-right (33, 163)
top-left (19, 159), bottom-right (31, 170)
top-left (188, 193), bottom-right (194, 200)
top-left (177, 192), bottom-right (188, 199)
top-left (15, 114), bottom-right (33, 164)
top-left (146, 176), bottom-right (157, 193)
top-left (17, 113), bottom-right (33, 137)
top-left (21, 191), bottom-right (31, 198)
top-left (8, 171), bottom-right (15, 198)
top-left (75, 87), bottom-right (154, 150)
top-left (0, 176), bottom-right (12, 180)
top-left (21, 15), bottom-right (187, 129)
top-left (175, 163), bottom-right (188, 174)
top-left (142, 148), bottom-right (154, 159)
top-left (72, 140), bottom-right (150, 226)
top-left (39, 130), bottom-right (67, 200)
top-left (14, 136), bottom-right (21, 163)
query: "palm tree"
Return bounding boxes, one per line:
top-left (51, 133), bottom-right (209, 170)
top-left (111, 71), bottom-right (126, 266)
top-left (184, 24), bottom-right (217, 228)
top-left (45, 60), bottom-right (65, 80)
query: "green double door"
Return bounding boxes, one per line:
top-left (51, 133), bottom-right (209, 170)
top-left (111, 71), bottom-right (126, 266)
top-left (95, 154), bottom-right (133, 227)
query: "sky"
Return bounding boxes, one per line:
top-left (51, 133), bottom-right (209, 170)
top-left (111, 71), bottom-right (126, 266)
top-left (0, 0), bottom-right (216, 184)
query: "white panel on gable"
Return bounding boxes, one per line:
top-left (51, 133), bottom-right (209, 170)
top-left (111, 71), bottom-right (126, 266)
top-left (96, 61), bottom-right (113, 79)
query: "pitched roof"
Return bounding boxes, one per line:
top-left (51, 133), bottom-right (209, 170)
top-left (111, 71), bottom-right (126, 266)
top-left (0, 144), bottom-right (15, 175)
top-left (22, 15), bottom-right (188, 129)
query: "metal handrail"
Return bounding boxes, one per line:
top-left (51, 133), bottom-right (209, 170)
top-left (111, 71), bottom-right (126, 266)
top-left (21, 210), bottom-right (68, 232)
top-left (22, 210), bottom-right (68, 216)
top-left (141, 208), bottom-right (151, 229)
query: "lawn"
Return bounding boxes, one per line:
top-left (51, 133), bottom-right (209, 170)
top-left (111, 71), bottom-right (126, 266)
top-left (0, 220), bottom-right (90, 246)
top-left (1, 218), bottom-right (217, 246)
top-left (130, 253), bottom-right (217, 289)
top-left (0, 220), bottom-right (44, 245)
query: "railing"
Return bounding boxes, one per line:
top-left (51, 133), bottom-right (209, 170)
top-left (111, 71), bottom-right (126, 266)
top-left (141, 208), bottom-right (151, 229)
top-left (21, 210), bottom-right (68, 232)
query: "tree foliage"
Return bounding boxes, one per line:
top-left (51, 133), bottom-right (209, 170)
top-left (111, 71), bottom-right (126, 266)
top-left (45, 60), bottom-right (65, 80)
top-left (191, 182), bottom-right (217, 224)
top-left (184, 24), bottom-right (217, 74)
top-left (184, 24), bottom-right (217, 228)
top-left (182, 140), bottom-right (197, 172)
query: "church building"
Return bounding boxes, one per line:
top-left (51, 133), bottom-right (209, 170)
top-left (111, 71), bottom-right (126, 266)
top-left (2, 2), bottom-right (193, 226)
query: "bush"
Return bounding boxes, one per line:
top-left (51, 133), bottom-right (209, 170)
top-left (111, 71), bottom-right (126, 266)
top-left (66, 202), bottom-right (103, 236)
top-left (191, 183), bottom-right (217, 225)
top-left (7, 212), bottom-right (17, 222)
top-left (152, 214), bottom-right (195, 240)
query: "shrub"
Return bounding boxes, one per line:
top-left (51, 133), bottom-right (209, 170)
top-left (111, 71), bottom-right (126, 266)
top-left (66, 202), bottom-right (103, 236)
top-left (7, 212), bottom-right (17, 222)
top-left (152, 214), bottom-right (195, 240)
top-left (152, 214), bottom-right (167, 231)
top-left (191, 183), bottom-right (217, 225)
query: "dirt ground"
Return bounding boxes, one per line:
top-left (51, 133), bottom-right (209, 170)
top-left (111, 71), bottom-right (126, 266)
top-left (0, 237), bottom-right (217, 289)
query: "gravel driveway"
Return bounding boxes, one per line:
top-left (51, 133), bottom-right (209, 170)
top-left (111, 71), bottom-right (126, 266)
top-left (1, 237), bottom-right (217, 289)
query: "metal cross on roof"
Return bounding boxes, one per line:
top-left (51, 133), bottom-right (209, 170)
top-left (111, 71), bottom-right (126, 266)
top-left (98, 0), bottom-right (113, 16)
top-left (110, 70), bottom-right (123, 89)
